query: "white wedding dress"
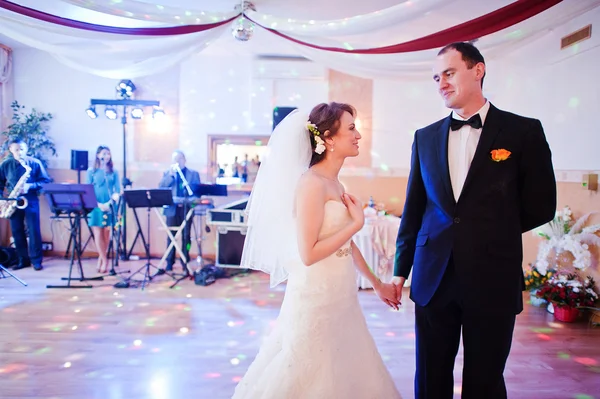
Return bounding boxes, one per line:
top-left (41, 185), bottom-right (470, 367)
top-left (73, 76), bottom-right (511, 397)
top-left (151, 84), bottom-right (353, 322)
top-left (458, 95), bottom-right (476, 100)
top-left (232, 200), bottom-right (402, 399)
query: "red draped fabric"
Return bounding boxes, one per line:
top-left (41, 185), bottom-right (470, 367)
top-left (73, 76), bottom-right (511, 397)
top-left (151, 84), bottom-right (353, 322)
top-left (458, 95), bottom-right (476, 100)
top-left (0, 0), bottom-right (238, 35)
top-left (248, 0), bottom-right (563, 53)
top-left (0, 0), bottom-right (562, 49)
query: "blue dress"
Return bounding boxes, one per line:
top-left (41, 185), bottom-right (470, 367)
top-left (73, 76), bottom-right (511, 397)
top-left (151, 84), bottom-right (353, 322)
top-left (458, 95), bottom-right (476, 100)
top-left (86, 168), bottom-right (120, 228)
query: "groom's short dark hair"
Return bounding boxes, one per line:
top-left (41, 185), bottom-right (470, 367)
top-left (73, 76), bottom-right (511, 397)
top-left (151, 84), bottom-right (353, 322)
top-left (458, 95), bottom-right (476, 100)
top-left (438, 42), bottom-right (486, 88)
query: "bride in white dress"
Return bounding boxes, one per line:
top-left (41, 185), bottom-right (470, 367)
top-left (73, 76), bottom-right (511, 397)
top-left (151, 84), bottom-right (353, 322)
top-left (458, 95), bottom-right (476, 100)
top-left (233, 103), bottom-right (402, 399)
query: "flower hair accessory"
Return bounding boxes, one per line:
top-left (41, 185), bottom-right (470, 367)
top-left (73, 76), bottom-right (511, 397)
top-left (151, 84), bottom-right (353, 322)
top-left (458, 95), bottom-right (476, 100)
top-left (307, 121), bottom-right (326, 154)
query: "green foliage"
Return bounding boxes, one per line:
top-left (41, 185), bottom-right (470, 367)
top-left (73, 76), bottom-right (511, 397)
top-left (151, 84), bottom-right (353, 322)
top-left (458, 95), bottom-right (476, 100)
top-left (1, 101), bottom-right (56, 168)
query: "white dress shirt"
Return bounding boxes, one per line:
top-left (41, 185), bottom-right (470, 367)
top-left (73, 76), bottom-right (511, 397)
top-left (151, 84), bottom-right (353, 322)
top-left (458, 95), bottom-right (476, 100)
top-left (448, 101), bottom-right (490, 202)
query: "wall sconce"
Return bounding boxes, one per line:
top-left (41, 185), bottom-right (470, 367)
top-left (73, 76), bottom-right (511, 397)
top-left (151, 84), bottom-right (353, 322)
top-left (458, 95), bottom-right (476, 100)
top-left (582, 173), bottom-right (598, 191)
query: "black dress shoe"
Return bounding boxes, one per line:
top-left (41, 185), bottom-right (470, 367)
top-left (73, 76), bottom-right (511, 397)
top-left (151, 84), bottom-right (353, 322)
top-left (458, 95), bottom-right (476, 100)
top-left (13, 263), bottom-right (31, 270)
top-left (33, 263), bottom-right (43, 271)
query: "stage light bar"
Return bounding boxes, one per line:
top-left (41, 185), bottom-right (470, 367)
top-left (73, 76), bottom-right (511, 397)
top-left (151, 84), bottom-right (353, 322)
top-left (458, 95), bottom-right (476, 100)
top-left (117, 79), bottom-right (136, 99)
top-left (86, 106), bottom-right (97, 119)
top-left (131, 107), bottom-right (144, 119)
top-left (105, 106), bottom-right (118, 120)
top-left (152, 106), bottom-right (166, 120)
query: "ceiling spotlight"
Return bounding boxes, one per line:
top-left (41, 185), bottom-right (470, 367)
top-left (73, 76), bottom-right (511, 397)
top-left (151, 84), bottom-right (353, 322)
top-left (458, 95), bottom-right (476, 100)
top-left (105, 106), bottom-right (118, 120)
top-left (131, 107), bottom-right (144, 119)
top-left (86, 106), bottom-right (97, 119)
top-left (152, 106), bottom-right (166, 120)
top-left (117, 79), bottom-right (136, 99)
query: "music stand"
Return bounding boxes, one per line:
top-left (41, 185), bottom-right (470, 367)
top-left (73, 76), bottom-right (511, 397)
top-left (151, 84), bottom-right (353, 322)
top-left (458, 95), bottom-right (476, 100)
top-left (121, 189), bottom-right (173, 289)
top-left (42, 183), bottom-right (104, 289)
top-left (169, 184), bottom-right (228, 289)
top-left (63, 215), bottom-right (95, 259)
top-left (197, 184), bottom-right (228, 197)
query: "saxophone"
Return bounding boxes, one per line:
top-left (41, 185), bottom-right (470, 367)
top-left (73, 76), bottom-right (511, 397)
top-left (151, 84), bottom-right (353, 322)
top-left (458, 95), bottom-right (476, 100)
top-left (0, 158), bottom-right (31, 218)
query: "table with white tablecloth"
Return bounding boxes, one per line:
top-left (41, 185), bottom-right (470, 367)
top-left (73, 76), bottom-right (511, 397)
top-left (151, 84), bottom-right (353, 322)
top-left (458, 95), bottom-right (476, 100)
top-left (353, 214), bottom-right (412, 289)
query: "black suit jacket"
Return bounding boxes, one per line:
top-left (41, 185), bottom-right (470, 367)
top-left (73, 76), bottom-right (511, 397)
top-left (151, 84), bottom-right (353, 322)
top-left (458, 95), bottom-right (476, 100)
top-left (394, 104), bottom-right (556, 313)
top-left (0, 155), bottom-right (52, 203)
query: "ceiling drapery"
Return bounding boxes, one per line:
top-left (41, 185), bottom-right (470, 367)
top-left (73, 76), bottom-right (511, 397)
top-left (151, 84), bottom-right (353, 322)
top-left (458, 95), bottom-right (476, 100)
top-left (0, 0), bottom-right (597, 79)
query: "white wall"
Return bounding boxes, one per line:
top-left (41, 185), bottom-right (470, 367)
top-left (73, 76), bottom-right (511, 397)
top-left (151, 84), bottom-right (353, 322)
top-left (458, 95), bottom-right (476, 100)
top-left (372, 80), bottom-right (446, 173)
top-left (487, 6), bottom-right (600, 171)
top-left (179, 53), bottom-right (329, 168)
top-left (371, 6), bottom-right (600, 174)
top-left (12, 49), bottom-right (124, 170)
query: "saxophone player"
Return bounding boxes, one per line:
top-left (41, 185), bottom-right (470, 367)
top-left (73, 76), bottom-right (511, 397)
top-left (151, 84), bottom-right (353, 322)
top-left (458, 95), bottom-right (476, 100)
top-left (0, 138), bottom-right (51, 271)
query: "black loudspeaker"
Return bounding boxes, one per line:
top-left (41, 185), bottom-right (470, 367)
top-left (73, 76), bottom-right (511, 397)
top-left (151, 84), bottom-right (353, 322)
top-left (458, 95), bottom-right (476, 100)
top-left (0, 246), bottom-right (19, 267)
top-left (70, 150), bottom-right (88, 171)
top-left (273, 106), bottom-right (297, 130)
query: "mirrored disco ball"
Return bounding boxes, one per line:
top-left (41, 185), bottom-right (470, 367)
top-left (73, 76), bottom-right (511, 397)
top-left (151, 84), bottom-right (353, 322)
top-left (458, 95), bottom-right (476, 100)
top-left (232, 19), bottom-right (254, 41)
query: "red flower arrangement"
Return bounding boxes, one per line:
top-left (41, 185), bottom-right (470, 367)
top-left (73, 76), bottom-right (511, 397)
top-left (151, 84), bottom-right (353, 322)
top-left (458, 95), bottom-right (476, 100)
top-left (537, 273), bottom-right (597, 309)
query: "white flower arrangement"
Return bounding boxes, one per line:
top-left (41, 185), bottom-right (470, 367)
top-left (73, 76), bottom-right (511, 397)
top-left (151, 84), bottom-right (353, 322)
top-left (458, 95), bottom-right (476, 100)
top-left (534, 205), bottom-right (600, 274)
top-left (306, 121), bottom-right (326, 154)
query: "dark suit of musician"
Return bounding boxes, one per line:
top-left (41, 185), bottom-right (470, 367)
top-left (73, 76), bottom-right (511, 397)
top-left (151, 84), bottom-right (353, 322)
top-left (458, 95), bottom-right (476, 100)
top-left (159, 150), bottom-right (201, 271)
top-left (393, 43), bottom-right (557, 399)
top-left (0, 139), bottom-right (51, 271)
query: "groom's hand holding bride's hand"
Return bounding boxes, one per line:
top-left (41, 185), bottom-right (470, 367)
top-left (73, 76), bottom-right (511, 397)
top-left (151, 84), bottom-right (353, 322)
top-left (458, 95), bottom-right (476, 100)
top-left (391, 276), bottom-right (406, 304)
top-left (374, 281), bottom-right (401, 310)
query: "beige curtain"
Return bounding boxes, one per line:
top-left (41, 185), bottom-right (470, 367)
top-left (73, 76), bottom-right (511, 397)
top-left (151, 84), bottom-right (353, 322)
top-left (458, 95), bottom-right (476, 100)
top-left (0, 45), bottom-right (13, 247)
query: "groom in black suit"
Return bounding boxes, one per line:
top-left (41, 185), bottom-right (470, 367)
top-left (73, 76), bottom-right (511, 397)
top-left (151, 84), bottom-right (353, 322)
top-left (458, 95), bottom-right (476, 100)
top-left (392, 42), bottom-right (556, 398)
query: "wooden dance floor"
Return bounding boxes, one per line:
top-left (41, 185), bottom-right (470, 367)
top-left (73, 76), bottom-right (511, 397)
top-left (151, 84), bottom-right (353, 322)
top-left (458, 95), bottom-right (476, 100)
top-left (1, 257), bottom-right (599, 399)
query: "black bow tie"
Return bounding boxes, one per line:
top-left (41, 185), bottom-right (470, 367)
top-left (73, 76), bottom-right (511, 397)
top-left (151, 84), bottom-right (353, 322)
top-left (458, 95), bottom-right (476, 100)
top-left (450, 114), bottom-right (482, 131)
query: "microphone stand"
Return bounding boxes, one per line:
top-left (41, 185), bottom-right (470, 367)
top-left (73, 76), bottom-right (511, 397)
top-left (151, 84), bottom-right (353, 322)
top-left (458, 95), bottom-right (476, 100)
top-left (171, 164), bottom-right (193, 286)
top-left (174, 164), bottom-right (194, 198)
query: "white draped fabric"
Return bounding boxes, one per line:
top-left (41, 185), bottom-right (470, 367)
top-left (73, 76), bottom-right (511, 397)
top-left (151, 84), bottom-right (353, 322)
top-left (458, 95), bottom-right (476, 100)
top-left (0, 8), bottom-right (229, 78)
top-left (246, 0), bottom-right (457, 37)
top-left (59, 0), bottom-right (238, 26)
top-left (354, 215), bottom-right (408, 289)
top-left (260, 0), bottom-right (600, 79)
top-left (0, 0), bottom-right (598, 78)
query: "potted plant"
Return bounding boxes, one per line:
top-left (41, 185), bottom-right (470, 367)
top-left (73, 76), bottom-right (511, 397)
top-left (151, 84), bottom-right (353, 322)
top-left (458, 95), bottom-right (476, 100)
top-left (1, 101), bottom-right (56, 168)
top-left (536, 273), bottom-right (598, 322)
top-left (589, 307), bottom-right (600, 327)
top-left (524, 263), bottom-right (554, 307)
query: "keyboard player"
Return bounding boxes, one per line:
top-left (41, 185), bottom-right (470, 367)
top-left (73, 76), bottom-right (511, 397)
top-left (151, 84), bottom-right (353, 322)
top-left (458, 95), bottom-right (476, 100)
top-left (158, 150), bottom-right (201, 272)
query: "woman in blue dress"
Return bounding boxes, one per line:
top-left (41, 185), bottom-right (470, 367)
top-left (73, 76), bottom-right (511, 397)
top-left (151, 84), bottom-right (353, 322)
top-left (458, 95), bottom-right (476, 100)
top-left (86, 146), bottom-right (120, 273)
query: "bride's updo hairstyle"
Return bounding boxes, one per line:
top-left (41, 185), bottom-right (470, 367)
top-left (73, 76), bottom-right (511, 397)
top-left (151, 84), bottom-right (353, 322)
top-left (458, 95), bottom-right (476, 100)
top-left (308, 102), bottom-right (356, 167)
